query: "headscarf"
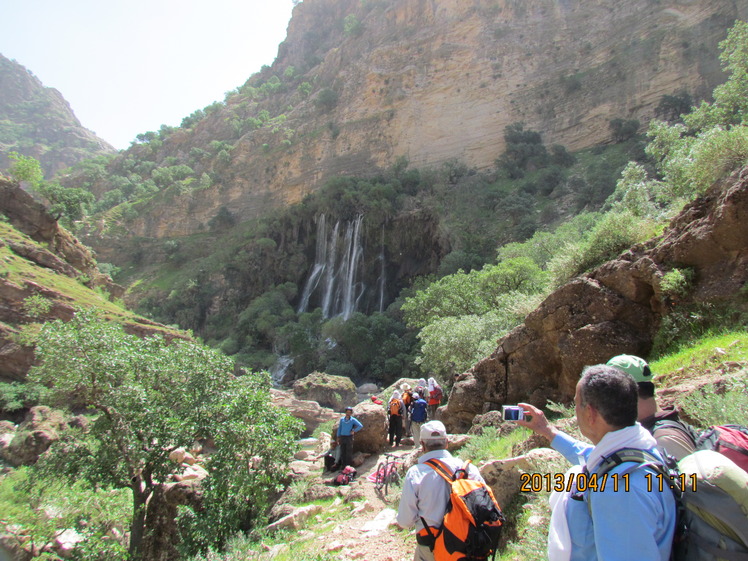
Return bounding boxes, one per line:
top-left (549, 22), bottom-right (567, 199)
top-left (417, 378), bottom-right (427, 388)
top-left (391, 390), bottom-right (401, 401)
top-left (428, 377), bottom-right (437, 392)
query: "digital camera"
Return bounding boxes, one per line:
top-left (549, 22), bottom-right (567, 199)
top-left (502, 405), bottom-right (524, 421)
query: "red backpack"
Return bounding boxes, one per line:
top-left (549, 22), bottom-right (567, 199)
top-left (695, 424), bottom-right (748, 471)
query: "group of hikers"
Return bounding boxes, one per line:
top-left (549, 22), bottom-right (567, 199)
top-left (386, 377), bottom-right (443, 448)
top-left (322, 356), bottom-right (748, 561)
top-left (323, 377), bottom-right (444, 473)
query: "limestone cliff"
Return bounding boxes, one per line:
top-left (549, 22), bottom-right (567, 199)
top-left (441, 166), bottom-right (748, 432)
top-left (0, 55), bottom-right (115, 178)
top-left (78, 0), bottom-right (747, 240)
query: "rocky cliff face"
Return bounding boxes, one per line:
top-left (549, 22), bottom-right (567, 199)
top-left (442, 166), bottom-right (748, 432)
top-left (0, 55), bottom-right (115, 178)
top-left (82, 0), bottom-right (747, 240)
top-left (0, 178), bottom-right (178, 383)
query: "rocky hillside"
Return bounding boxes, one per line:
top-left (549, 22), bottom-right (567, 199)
top-left (443, 165), bottom-right (748, 432)
top-left (0, 55), bottom-right (115, 178)
top-left (0, 177), bottom-right (181, 383)
top-left (71, 0), bottom-right (746, 241)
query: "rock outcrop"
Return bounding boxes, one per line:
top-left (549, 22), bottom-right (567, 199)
top-left (292, 371), bottom-right (358, 411)
top-left (270, 388), bottom-right (338, 437)
top-left (442, 167), bottom-right (748, 432)
top-left (0, 178), bottom-right (189, 383)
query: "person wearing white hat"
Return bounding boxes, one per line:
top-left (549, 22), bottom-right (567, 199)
top-left (396, 421), bottom-right (484, 561)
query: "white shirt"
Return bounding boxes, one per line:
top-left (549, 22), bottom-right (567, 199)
top-left (396, 448), bottom-right (484, 531)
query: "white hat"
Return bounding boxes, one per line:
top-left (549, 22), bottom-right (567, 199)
top-left (420, 420), bottom-right (447, 443)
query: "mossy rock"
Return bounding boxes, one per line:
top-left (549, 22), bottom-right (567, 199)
top-left (292, 371), bottom-right (357, 412)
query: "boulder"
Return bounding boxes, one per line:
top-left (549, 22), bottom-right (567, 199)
top-left (332, 401), bottom-right (387, 455)
top-left (266, 504), bottom-right (324, 533)
top-left (480, 448), bottom-right (565, 509)
top-left (270, 388), bottom-right (338, 437)
top-left (292, 372), bottom-right (357, 411)
top-left (2, 406), bottom-right (67, 466)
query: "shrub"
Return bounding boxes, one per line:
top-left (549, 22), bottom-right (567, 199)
top-left (679, 374), bottom-right (748, 427)
top-left (22, 294), bottom-right (52, 319)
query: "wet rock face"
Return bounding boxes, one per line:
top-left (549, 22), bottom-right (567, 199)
top-left (442, 168), bottom-right (748, 433)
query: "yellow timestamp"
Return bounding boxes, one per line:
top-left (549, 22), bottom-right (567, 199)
top-left (645, 472), bottom-right (698, 492)
top-left (520, 472), bottom-right (631, 493)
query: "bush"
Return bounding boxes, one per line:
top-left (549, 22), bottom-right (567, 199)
top-left (679, 375), bottom-right (748, 427)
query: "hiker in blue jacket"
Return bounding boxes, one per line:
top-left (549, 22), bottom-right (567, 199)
top-left (516, 364), bottom-right (676, 561)
top-left (337, 406), bottom-right (363, 468)
top-left (410, 393), bottom-right (428, 448)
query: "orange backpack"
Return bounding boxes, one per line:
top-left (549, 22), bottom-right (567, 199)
top-left (418, 459), bottom-right (505, 561)
top-left (389, 398), bottom-right (402, 416)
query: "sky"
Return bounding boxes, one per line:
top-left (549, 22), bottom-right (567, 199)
top-left (0, 0), bottom-right (296, 150)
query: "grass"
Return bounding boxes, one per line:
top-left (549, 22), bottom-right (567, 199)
top-left (650, 330), bottom-right (748, 385)
top-left (461, 426), bottom-right (533, 463)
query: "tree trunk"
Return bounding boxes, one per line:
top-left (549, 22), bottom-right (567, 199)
top-left (129, 483), bottom-right (150, 560)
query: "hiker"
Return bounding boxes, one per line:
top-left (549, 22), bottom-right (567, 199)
top-left (396, 421), bottom-right (485, 561)
top-left (336, 406), bottom-right (363, 468)
top-left (607, 354), bottom-right (696, 461)
top-left (410, 392), bottom-right (428, 448)
top-left (401, 383), bottom-right (414, 437)
top-left (426, 377), bottom-right (443, 419)
top-left (388, 390), bottom-right (405, 447)
top-left (415, 378), bottom-right (427, 400)
top-left (318, 439), bottom-right (341, 472)
top-left (515, 364), bottom-right (677, 561)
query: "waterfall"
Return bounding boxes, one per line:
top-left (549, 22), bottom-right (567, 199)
top-left (270, 355), bottom-right (294, 387)
top-left (297, 215), bottom-right (328, 313)
top-left (297, 213), bottom-right (366, 319)
top-left (340, 215), bottom-right (364, 320)
top-left (377, 225), bottom-right (386, 313)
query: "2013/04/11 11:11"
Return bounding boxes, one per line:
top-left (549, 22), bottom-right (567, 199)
top-left (645, 472), bottom-right (698, 492)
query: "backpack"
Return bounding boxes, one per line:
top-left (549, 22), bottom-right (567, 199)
top-left (412, 400), bottom-right (428, 423)
top-left (333, 465), bottom-right (357, 486)
top-left (419, 459), bottom-right (505, 561)
top-left (390, 398), bottom-right (402, 416)
top-left (651, 419), bottom-right (748, 472)
top-left (694, 425), bottom-right (748, 472)
top-left (430, 385), bottom-right (444, 402)
top-left (402, 390), bottom-right (413, 407)
top-left (593, 448), bottom-right (748, 561)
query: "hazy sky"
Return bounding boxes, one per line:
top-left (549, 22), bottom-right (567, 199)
top-left (0, 0), bottom-right (296, 150)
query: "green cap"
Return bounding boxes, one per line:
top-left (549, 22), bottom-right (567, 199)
top-left (606, 355), bottom-right (652, 383)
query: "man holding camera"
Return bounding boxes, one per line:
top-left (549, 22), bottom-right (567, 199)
top-left (516, 364), bottom-right (676, 561)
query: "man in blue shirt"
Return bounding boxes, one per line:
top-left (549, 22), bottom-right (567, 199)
top-left (516, 364), bottom-right (676, 561)
top-left (337, 406), bottom-right (363, 468)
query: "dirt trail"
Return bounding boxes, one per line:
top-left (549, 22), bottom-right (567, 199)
top-left (313, 442), bottom-right (418, 561)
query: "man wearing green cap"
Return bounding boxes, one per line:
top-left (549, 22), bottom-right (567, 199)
top-left (607, 354), bottom-right (696, 460)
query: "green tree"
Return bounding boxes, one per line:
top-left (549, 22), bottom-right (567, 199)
top-left (7, 151), bottom-right (43, 187)
top-left (29, 310), bottom-right (302, 559)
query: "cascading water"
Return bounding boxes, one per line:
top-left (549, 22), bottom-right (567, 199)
top-left (298, 213), bottom-right (366, 319)
top-left (270, 355), bottom-right (294, 387)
